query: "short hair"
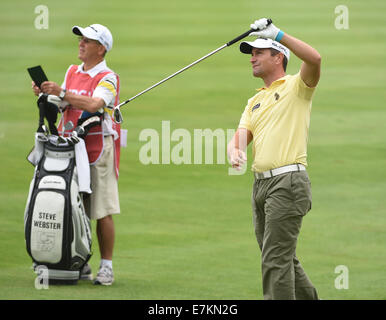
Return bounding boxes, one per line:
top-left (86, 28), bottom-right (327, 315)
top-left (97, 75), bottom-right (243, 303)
top-left (96, 41), bottom-right (107, 57)
top-left (270, 48), bottom-right (288, 72)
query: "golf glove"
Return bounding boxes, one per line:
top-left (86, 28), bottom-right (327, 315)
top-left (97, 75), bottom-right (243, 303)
top-left (249, 18), bottom-right (282, 41)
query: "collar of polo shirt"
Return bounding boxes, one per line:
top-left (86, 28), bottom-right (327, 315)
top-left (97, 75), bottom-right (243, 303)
top-left (76, 60), bottom-right (110, 78)
top-left (256, 75), bottom-right (288, 91)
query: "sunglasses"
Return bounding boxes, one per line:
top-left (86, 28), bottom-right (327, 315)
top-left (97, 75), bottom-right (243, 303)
top-left (78, 36), bottom-right (101, 45)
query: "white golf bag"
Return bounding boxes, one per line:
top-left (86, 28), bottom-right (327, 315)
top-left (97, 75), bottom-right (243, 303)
top-left (24, 138), bottom-right (92, 284)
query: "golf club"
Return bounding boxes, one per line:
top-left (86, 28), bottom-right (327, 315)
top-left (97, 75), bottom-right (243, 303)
top-left (113, 19), bottom-right (272, 123)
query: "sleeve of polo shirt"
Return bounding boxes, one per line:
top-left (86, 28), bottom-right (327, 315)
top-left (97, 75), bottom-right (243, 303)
top-left (238, 100), bottom-right (252, 132)
top-left (294, 72), bottom-right (316, 101)
top-left (61, 65), bottom-right (73, 89)
top-left (92, 73), bottom-right (118, 107)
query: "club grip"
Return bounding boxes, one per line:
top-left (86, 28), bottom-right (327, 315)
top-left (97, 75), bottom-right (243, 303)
top-left (226, 18), bottom-right (272, 46)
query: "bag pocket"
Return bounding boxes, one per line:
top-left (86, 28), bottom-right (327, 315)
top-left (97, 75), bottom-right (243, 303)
top-left (29, 191), bottom-right (65, 264)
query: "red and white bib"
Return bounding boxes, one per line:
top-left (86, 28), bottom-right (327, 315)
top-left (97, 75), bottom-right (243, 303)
top-left (58, 64), bottom-right (121, 178)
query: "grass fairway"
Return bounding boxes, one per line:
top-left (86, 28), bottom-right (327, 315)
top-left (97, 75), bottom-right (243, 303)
top-left (0, 0), bottom-right (385, 300)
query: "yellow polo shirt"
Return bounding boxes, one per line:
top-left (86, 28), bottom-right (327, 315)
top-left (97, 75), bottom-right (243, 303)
top-left (238, 72), bottom-right (316, 173)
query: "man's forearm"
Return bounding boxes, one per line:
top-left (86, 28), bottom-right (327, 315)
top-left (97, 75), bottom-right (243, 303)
top-left (63, 91), bottom-right (105, 113)
top-left (227, 128), bottom-right (253, 154)
top-left (227, 128), bottom-right (252, 170)
top-left (280, 33), bottom-right (321, 66)
top-left (41, 80), bottom-right (105, 113)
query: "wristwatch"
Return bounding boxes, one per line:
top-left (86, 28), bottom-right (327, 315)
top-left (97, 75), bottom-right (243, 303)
top-left (59, 89), bottom-right (66, 100)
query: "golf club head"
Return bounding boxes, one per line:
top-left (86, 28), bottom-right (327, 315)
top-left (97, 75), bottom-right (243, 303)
top-left (113, 107), bottom-right (123, 124)
top-left (42, 124), bottom-right (49, 135)
top-left (69, 132), bottom-right (80, 145)
top-left (36, 132), bottom-right (49, 142)
top-left (74, 126), bottom-right (85, 136)
top-left (66, 137), bottom-right (75, 146)
top-left (64, 121), bottom-right (74, 132)
top-left (57, 136), bottom-right (67, 144)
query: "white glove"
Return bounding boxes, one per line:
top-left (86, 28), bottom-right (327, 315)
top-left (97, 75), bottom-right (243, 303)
top-left (47, 94), bottom-right (68, 112)
top-left (249, 18), bottom-right (282, 41)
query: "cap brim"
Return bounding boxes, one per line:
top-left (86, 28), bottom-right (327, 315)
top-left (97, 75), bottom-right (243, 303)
top-left (240, 40), bottom-right (271, 54)
top-left (240, 39), bottom-right (290, 61)
top-left (72, 26), bottom-right (99, 41)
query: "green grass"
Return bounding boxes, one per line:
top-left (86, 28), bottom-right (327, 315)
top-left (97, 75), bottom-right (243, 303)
top-left (0, 0), bottom-right (385, 300)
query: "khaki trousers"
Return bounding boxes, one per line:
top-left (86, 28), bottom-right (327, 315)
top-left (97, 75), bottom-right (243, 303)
top-left (251, 170), bottom-right (318, 300)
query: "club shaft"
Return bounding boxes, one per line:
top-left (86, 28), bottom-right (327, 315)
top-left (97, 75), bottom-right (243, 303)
top-left (116, 19), bottom-right (272, 111)
top-left (119, 44), bottom-right (227, 107)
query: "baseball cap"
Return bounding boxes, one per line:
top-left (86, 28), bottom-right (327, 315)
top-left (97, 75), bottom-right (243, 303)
top-left (72, 24), bottom-right (113, 52)
top-left (240, 38), bottom-right (290, 61)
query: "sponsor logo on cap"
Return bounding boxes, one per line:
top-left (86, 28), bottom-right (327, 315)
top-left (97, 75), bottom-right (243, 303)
top-left (89, 25), bottom-right (99, 33)
top-left (271, 41), bottom-right (288, 56)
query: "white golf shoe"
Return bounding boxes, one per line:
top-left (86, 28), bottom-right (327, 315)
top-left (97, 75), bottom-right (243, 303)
top-left (94, 264), bottom-right (114, 286)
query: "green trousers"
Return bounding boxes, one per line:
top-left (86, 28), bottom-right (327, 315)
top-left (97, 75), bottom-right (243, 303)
top-left (251, 170), bottom-right (319, 300)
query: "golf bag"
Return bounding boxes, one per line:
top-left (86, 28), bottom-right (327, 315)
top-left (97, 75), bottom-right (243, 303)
top-left (24, 138), bottom-right (92, 284)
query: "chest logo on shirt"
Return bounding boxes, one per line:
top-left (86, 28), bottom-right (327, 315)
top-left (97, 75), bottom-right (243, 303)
top-left (252, 103), bottom-right (261, 112)
top-left (274, 93), bottom-right (280, 101)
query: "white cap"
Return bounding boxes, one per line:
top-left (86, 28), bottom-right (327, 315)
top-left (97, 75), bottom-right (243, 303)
top-left (240, 38), bottom-right (290, 61)
top-left (72, 24), bottom-right (113, 52)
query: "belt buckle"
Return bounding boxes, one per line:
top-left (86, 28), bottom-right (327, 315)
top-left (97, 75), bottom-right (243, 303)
top-left (257, 172), bottom-right (264, 179)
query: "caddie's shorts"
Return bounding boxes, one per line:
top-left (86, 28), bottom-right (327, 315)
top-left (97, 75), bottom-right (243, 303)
top-left (84, 135), bottom-right (120, 220)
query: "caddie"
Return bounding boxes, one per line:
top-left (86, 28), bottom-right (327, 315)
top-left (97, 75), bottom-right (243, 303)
top-left (32, 23), bottom-right (121, 286)
top-left (227, 18), bottom-right (321, 299)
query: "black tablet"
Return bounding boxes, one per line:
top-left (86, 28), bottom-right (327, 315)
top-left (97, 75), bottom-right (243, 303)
top-left (27, 65), bottom-right (48, 88)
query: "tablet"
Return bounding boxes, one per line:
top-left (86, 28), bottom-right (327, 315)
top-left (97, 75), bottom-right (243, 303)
top-left (27, 65), bottom-right (48, 88)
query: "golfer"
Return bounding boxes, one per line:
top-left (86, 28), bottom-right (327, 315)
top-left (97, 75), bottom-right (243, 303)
top-left (227, 18), bottom-right (321, 299)
top-left (32, 24), bottom-right (121, 286)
